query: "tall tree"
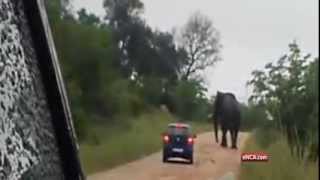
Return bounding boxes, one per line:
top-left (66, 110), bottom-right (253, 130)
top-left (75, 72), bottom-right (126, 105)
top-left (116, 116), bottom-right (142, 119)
top-left (103, 0), bottom-right (144, 27)
top-left (103, 0), bottom-right (145, 76)
top-left (44, 0), bottom-right (74, 24)
top-left (103, 0), bottom-right (182, 86)
top-left (176, 12), bottom-right (222, 80)
top-left (248, 42), bottom-right (318, 161)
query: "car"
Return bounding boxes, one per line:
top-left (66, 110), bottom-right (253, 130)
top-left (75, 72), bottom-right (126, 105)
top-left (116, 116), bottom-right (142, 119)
top-left (161, 123), bottom-right (197, 164)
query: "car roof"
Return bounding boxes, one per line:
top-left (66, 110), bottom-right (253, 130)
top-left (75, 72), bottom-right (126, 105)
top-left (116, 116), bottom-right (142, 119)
top-left (168, 123), bottom-right (191, 128)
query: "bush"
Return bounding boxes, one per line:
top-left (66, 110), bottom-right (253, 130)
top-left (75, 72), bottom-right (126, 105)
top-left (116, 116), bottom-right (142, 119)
top-left (254, 126), bottom-right (279, 149)
top-left (171, 80), bottom-right (210, 121)
top-left (73, 109), bottom-right (89, 142)
top-left (79, 110), bottom-right (174, 174)
top-left (240, 104), bottom-right (269, 131)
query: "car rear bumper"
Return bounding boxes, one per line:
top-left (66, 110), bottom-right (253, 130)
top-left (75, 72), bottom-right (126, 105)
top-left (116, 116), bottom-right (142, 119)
top-left (163, 145), bottom-right (193, 159)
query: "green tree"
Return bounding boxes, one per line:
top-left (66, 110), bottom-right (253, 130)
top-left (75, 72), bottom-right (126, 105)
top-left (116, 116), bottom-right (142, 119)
top-left (78, 8), bottom-right (101, 26)
top-left (248, 42), bottom-right (318, 161)
top-left (240, 103), bottom-right (269, 131)
top-left (103, 0), bottom-right (144, 77)
top-left (171, 80), bottom-right (209, 121)
top-left (45, 0), bottom-right (123, 139)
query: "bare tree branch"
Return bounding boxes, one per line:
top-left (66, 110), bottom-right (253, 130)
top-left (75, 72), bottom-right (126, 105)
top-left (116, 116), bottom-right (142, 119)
top-left (177, 11), bottom-right (222, 80)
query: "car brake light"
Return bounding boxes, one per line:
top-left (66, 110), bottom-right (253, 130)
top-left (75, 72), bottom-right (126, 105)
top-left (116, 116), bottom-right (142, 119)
top-left (163, 135), bottom-right (170, 143)
top-left (187, 137), bottom-right (194, 144)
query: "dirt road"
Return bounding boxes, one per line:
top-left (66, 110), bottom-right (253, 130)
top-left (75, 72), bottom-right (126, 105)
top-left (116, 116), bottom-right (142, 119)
top-left (88, 132), bottom-right (249, 180)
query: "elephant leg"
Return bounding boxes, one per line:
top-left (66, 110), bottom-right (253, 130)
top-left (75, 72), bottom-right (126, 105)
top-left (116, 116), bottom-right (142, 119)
top-left (231, 129), bottom-right (238, 149)
top-left (229, 129), bottom-right (234, 148)
top-left (221, 128), bottom-right (227, 148)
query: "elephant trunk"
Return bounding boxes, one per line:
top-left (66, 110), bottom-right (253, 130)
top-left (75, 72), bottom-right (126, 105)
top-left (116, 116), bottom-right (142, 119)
top-left (214, 118), bottom-right (218, 143)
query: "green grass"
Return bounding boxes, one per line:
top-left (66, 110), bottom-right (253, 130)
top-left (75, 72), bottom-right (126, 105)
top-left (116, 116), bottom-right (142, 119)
top-left (79, 110), bottom-right (211, 175)
top-left (239, 135), bottom-right (319, 180)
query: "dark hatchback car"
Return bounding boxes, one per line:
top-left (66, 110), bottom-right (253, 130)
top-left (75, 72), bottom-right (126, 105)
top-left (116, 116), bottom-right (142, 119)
top-left (162, 123), bottom-right (196, 164)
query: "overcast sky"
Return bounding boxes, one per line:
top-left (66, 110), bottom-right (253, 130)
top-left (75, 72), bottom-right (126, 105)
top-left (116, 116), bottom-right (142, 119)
top-left (72, 0), bottom-right (318, 103)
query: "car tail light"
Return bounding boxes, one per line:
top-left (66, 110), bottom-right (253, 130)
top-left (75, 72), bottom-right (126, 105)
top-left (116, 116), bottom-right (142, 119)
top-left (163, 135), bottom-right (170, 143)
top-left (187, 137), bottom-right (194, 144)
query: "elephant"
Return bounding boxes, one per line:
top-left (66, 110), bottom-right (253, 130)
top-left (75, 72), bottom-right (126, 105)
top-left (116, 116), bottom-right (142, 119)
top-left (212, 91), bottom-right (241, 149)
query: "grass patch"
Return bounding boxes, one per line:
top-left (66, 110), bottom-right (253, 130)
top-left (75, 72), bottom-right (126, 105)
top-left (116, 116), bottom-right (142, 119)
top-left (239, 134), bottom-right (319, 180)
top-left (79, 110), bottom-right (211, 175)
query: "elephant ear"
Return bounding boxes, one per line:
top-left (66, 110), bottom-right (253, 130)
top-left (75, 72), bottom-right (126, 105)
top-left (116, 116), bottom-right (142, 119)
top-left (230, 93), bottom-right (237, 100)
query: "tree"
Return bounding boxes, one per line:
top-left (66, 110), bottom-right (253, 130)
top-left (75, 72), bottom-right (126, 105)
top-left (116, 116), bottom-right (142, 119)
top-left (103, 0), bottom-right (144, 27)
top-left (77, 8), bottom-right (101, 26)
top-left (247, 41), bottom-right (318, 161)
top-left (103, 0), bottom-right (184, 108)
top-left (128, 29), bottom-right (181, 81)
top-left (44, 0), bottom-right (74, 24)
top-left (176, 12), bottom-right (222, 80)
top-left (103, 0), bottom-right (145, 77)
top-left (171, 80), bottom-right (209, 121)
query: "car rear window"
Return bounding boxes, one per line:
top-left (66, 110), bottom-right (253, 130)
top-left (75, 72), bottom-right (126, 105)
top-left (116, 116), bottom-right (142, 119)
top-left (167, 126), bottom-right (191, 135)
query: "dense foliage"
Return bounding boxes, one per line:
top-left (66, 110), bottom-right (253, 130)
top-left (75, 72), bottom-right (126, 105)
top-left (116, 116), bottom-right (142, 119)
top-left (248, 42), bottom-right (319, 161)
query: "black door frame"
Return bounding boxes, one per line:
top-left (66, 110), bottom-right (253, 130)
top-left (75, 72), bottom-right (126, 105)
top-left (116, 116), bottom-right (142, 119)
top-left (23, 1), bottom-right (85, 179)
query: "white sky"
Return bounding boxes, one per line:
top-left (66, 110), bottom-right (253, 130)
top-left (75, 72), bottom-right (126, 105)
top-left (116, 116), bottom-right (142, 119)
top-left (72, 0), bottom-right (319, 103)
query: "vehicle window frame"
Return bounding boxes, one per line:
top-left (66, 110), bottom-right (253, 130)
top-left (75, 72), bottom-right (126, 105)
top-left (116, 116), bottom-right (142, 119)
top-left (167, 125), bottom-right (191, 135)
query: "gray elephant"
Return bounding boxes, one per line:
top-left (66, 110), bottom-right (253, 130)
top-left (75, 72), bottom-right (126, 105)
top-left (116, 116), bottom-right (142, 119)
top-left (212, 91), bottom-right (241, 149)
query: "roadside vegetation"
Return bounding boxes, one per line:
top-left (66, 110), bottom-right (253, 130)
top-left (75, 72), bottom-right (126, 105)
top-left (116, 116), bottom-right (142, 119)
top-left (79, 110), bottom-right (211, 174)
top-left (79, 110), bottom-right (172, 174)
top-left (240, 43), bottom-right (319, 179)
top-left (240, 134), bottom-right (318, 180)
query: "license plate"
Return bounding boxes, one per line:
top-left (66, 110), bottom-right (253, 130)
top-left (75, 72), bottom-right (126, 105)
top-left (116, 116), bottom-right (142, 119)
top-left (172, 148), bottom-right (184, 153)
